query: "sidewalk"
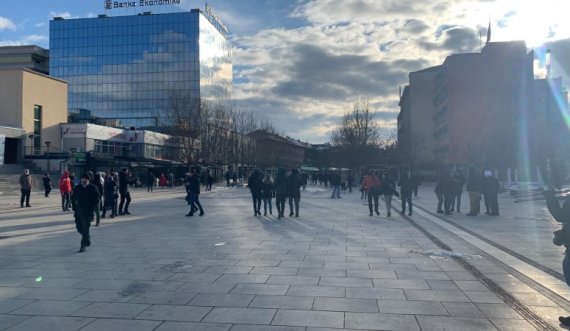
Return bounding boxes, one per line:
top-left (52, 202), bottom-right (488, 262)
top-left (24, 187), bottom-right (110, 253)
top-left (0, 184), bottom-right (568, 330)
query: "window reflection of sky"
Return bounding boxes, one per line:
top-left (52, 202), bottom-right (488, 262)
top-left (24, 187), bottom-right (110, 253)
top-left (49, 11), bottom-right (232, 128)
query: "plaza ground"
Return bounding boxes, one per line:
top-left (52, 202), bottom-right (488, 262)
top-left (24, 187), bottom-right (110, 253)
top-left (0, 183), bottom-right (568, 330)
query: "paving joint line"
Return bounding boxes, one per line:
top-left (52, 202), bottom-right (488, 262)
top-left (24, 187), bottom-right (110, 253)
top-left (399, 211), bottom-right (557, 330)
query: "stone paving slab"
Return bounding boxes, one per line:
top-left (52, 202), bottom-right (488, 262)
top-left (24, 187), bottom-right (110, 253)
top-left (4, 316), bottom-right (94, 331)
top-left (0, 186), bottom-right (568, 330)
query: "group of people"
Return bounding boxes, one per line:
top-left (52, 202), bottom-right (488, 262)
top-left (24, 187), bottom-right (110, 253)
top-left (247, 168), bottom-right (302, 218)
top-left (433, 169), bottom-right (500, 216)
top-left (360, 170), bottom-right (414, 217)
top-left (146, 171), bottom-right (175, 192)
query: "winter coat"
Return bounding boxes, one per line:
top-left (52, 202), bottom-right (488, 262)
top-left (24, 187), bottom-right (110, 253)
top-left (19, 174), bottom-right (33, 190)
top-left (261, 182), bottom-right (275, 199)
top-left (287, 172), bottom-right (302, 198)
top-left (59, 172), bottom-right (72, 194)
top-left (381, 176), bottom-right (396, 195)
top-left (103, 178), bottom-right (118, 200)
top-left (482, 176), bottom-right (499, 195)
top-left (466, 175), bottom-right (481, 192)
top-left (42, 175), bottom-right (52, 188)
top-left (119, 172), bottom-right (131, 193)
top-left (452, 174), bottom-right (466, 194)
top-left (274, 172), bottom-right (288, 196)
top-left (248, 173), bottom-right (263, 198)
top-left (186, 175), bottom-right (201, 194)
top-left (362, 175), bottom-right (381, 193)
top-left (398, 175), bottom-right (413, 195)
top-left (71, 183), bottom-right (100, 218)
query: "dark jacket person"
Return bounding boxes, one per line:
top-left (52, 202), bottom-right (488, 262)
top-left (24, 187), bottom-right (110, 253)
top-left (274, 168), bottom-right (288, 219)
top-left (72, 173), bottom-right (100, 252)
top-left (287, 168), bottom-right (302, 217)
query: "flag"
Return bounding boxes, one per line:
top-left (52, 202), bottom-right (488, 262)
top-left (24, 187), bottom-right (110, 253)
top-left (486, 21), bottom-right (491, 44)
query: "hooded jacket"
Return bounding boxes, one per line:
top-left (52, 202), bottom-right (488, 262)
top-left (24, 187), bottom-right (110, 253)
top-left (59, 171), bottom-right (72, 194)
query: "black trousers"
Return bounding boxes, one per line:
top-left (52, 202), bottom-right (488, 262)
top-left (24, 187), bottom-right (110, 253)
top-left (75, 214), bottom-right (91, 247)
top-left (276, 194), bottom-right (287, 216)
top-left (119, 191), bottom-right (131, 213)
top-left (61, 192), bottom-right (71, 211)
top-left (436, 192), bottom-right (444, 212)
top-left (102, 196), bottom-right (117, 216)
top-left (252, 197), bottom-right (262, 213)
top-left (368, 192), bottom-right (379, 214)
top-left (401, 193), bottom-right (412, 214)
top-left (20, 189), bottom-right (31, 207)
top-left (444, 194), bottom-right (454, 214)
top-left (289, 195), bottom-right (300, 216)
top-left (44, 185), bottom-right (51, 197)
top-left (455, 191), bottom-right (462, 212)
top-left (488, 193), bottom-right (499, 215)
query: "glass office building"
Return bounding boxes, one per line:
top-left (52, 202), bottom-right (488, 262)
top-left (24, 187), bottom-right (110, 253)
top-left (49, 9), bottom-right (231, 128)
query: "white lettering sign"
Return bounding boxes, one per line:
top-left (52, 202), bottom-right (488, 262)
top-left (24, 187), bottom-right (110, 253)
top-left (105, 0), bottom-right (180, 10)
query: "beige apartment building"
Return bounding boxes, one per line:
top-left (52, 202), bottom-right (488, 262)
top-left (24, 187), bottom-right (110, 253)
top-left (0, 68), bottom-right (68, 165)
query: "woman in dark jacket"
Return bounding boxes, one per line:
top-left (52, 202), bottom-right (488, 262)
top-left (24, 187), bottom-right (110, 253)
top-left (102, 174), bottom-right (118, 219)
top-left (261, 173), bottom-right (275, 216)
top-left (248, 170), bottom-right (263, 216)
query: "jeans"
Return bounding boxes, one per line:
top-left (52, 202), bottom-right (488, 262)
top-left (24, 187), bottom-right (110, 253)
top-left (276, 194), bottom-right (287, 217)
top-left (263, 197), bottom-right (273, 214)
top-left (75, 214), bottom-right (91, 247)
top-left (252, 197), bottom-right (262, 213)
top-left (331, 185), bottom-right (341, 198)
top-left (119, 191), bottom-right (131, 213)
top-left (61, 192), bottom-right (71, 211)
top-left (384, 194), bottom-right (393, 214)
top-left (564, 253), bottom-right (570, 287)
top-left (102, 196), bottom-right (117, 217)
top-left (289, 195), bottom-right (300, 216)
top-left (368, 192), bottom-right (379, 214)
top-left (20, 189), bottom-right (31, 207)
top-left (189, 192), bottom-right (203, 214)
top-left (401, 193), bottom-right (412, 214)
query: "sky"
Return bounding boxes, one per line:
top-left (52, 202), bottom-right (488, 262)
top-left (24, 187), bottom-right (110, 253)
top-left (1, 0), bottom-right (570, 143)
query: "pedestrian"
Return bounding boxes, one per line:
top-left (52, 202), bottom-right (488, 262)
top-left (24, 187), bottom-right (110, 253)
top-left (59, 171), bottom-right (72, 211)
top-left (274, 168), bottom-right (288, 219)
top-left (451, 170), bottom-right (466, 213)
top-left (381, 172), bottom-right (397, 217)
top-left (434, 175), bottom-right (446, 214)
top-left (399, 172), bottom-right (413, 216)
top-left (411, 173), bottom-right (421, 197)
top-left (248, 170), bottom-right (263, 216)
top-left (363, 170), bottom-right (381, 216)
top-left (147, 170), bottom-right (155, 192)
top-left (118, 168), bottom-right (132, 215)
top-left (330, 171), bottom-right (341, 199)
top-left (232, 172), bottom-right (238, 187)
top-left (301, 172), bottom-right (308, 190)
top-left (544, 191), bottom-right (570, 326)
top-left (261, 173), bottom-right (275, 216)
top-left (19, 169), bottom-right (33, 208)
top-left (185, 170), bottom-right (204, 216)
top-left (466, 169), bottom-right (482, 216)
top-left (482, 170), bottom-right (500, 216)
top-left (169, 172), bottom-right (175, 188)
top-left (93, 172), bottom-right (104, 226)
top-left (101, 172), bottom-right (118, 219)
top-left (206, 172), bottom-right (214, 191)
top-left (288, 168), bottom-right (302, 217)
top-left (360, 175), bottom-right (367, 200)
top-left (71, 173), bottom-right (100, 253)
top-left (159, 173), bottom-right (167, 188)
top-left (347, 172), bottom-right (354, 193)
top-left (42, 173), bottom-right (52, 197)
top-left (225, 171), bottom-right (230, 187)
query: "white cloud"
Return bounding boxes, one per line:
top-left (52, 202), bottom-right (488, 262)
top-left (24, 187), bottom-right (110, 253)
top-left (0, 16), bottom-right (16, 31)
top-left (34, 22), bottom-right (46, 28)
top-left (50, 12), bottom-right (80, 20)
top-left (0, 34), bottom-right (48, 47)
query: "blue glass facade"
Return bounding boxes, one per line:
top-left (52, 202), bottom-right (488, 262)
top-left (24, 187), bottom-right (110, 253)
top-left (49, 10), bottom-right (231, 128)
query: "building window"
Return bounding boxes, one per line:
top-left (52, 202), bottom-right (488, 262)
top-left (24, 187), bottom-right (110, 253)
top-left (33, 105), bottom-right (42, 154)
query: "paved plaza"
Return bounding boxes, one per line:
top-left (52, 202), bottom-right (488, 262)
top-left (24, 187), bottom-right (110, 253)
top-left (0, 184), bottom-right (569, 330)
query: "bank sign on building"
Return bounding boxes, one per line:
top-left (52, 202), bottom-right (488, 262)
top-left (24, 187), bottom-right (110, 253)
top-left (105, 0), bottom-right (181, 10)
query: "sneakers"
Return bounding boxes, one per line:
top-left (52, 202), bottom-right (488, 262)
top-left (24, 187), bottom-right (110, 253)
top-left (78, 246), bottom-right (86, 253)
top-left (387, 212), bottom-right (391, 217)
top-left (199, 212), bottom-right (204, 216)
top-left (186, 213), bottom-right (193, 217)
top-left (560, 316), bottom-right (570, 326)
top-left (375, 210), bottom-right (380, 216)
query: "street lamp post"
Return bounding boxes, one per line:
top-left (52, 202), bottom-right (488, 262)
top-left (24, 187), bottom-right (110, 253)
top-left (45, 141), bottom-right (51, 173)
top-left (70, 148), bottom-right (76, 175)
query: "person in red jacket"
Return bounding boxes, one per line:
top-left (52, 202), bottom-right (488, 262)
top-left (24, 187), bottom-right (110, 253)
top-left (362, 170), bottom-right (381, 216)
top-left (59, 171), bottom-right (73, 211)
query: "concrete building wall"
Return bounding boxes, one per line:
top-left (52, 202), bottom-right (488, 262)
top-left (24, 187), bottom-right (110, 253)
top-left (409, 69), bottom-right (438, 166)
top-left (21, 69), bottom-right (68, 150)
top-left (0, 70), bottom-right (24, 128)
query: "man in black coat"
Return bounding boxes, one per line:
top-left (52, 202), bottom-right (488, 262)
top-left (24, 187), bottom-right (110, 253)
top-left (118, 168), bottom-right (132, 215)
top-left (72, 173), bottom-right (100, 252)
top-left (248, 170), bottom-right (263, 216)
top-left (398, 172), bottom-right (413, 216)
top-left (288, 168), bottom-right (302, 217)
top-left (185, 170), bottom-right (204, 217)
top-left (274, 168), bottom-right (288, 219)
top-left (482, 170), bottom-right (500, 216)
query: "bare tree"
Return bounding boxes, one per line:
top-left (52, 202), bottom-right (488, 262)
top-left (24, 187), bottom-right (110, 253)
top-left (330, 97), bottom-right (381, 171)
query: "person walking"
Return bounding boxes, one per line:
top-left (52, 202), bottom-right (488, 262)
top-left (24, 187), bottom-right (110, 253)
top-left (466, 169), bottom-right (482, 216)
top-left (434, 175), bottom-right (446, 214)
top-left (185, 170), bottom-right (204, 217)
top-left (411, 173), bottom-right (421, 197)
top-left (482, 170), bottom-right (500, 216)
top-left (232, 173), bottom-right (238, 187)
top-left (451, 170), bottom-right (466, 213)
top-left (288, 168), bottom-right (302, 217)
top-left (42, 173), bottom-right (52, 197)
top-left (261, 173), bottom-right (275, 216)
top-left (169, 172), bottom-right (175, 188)
top-left (71, 173), bottom-right (100, 253)
top-left (206, 172), bottom-right (214, 191)
top-left (363, 170), bottom-right (381, 216)
top-left (146, 170), bottom-right (155, 192)
top-left (248, 170), bottom-right (263, 216)
top-left (274, 168), bottom-right (288, 219)
top-left (225, 171), bottom-right (230, 187)
top-left (159, 173), bottom-right (167, 188)
top-left (118, 168), bottom-right (132, 215)
top-left (93, 172), bottom-right (104, 226)
top-left (330, 171), bottom-right (341, 199)
top-left (101, 173), bottom-right (118, 219)
top-left (59, 170), bottom-right (72, 211)
top-left (19, 169), bottom-right (33, 208)
top-left (347, 172), bottom-right (354, 193)
top-left (381, 172), bottom-right (397, 217)
top-left (399, 172), bottom-right (413, 216)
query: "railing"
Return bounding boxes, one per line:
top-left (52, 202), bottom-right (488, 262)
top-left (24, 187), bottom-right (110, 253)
top-left (24, 146), bottom-right (70, 158)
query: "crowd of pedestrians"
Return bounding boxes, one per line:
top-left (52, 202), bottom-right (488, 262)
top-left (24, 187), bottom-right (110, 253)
top-left (247, 168), bottom-right (303, 219)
